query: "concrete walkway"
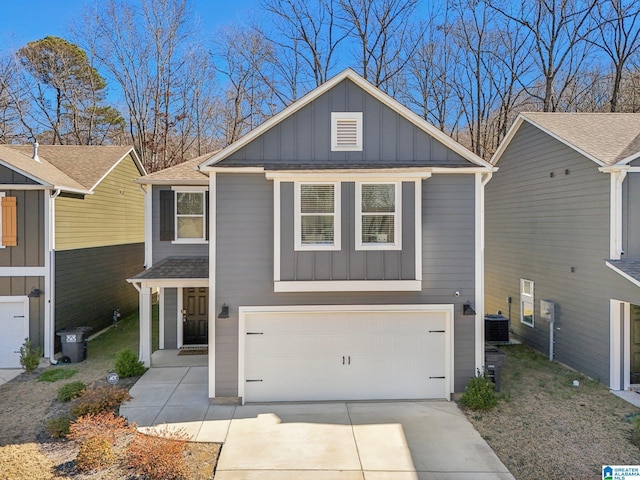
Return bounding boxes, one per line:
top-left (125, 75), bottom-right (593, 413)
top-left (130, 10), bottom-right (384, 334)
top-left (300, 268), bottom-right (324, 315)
top-left (120, 365), bottom-right (515, 480)
top-left (0, 369), bottom-right (23, 386)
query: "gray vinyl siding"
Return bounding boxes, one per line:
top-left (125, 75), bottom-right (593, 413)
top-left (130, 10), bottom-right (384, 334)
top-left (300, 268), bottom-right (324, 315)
top-left (223, 79), bottom-right (468, 167)
top-left (0, 190), bottom-right (45, 268)
top-left (279, 181), bottom-right (415, 281)
top-left (485, 121), bottom-right (615, 384)
top-left (54, 243), bottom-right (143, 349)
top-left (215, 173), bottom-right (477, 397)
top-left (163, 288), bottom-right (178, 349)
top-left (152, 186), bottom-right (208, 263)
top-left (623, 171), bottom-right (640, 260)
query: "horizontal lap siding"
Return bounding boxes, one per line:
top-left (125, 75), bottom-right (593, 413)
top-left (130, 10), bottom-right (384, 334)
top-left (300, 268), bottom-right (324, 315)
top-left (485, 122), bottom-right (614, 383)
top-left (55, 154), bottom-right (144, 251)
top-left (623, 172), bottom-right (640, 260)
top-left (216, 173), bottom-right (477, 396)
top-left (54, 243), bottom-right (143, 348)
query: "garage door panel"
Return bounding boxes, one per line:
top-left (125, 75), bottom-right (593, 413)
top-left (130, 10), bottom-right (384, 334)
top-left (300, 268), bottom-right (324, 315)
top-left (0, 298), bottom-right (29, 368)
top-left (242, 308), bottom-right (451, 403)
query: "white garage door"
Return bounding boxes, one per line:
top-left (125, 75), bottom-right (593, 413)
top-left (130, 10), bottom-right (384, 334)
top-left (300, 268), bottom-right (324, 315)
top-left (239, 306), bottom-right (452, 403)
top-left (0, 297), bottom-right (30, 368)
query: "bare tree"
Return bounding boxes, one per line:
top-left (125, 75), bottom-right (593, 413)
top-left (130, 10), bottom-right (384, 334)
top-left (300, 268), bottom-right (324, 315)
top-left (211, 25), bottom-right (277, 145)
top-left (259, 0), bottom-right (348, 100)
top-left (589, 0), bottom-right (640, 112)
top-left (74, 0), bottom-right (216, 170)
top-left (338, 0), bottom-right (421, 93)
top-left (490, 0), bottom-right (598, 112)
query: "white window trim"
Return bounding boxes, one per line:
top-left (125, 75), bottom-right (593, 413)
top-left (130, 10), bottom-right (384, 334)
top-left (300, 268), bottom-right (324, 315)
top-left (294, 182), bottom-right (341, 251)
top-left (355, 181), bottom-right (402, 250)
top-left (0, 192), bottom-right (5, 248)
top-left (331, 112), bottom-right (363, 151)
top-left (520, 279), bottom-right (534, 327)
top-left (171, 186), bottom-right (208, 244)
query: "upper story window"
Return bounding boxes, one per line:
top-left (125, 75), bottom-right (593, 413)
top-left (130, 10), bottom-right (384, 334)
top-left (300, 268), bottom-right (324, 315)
top-left (0, 193), bottom-right (17, 248)
top-left (295, 182), bottom-right (341, 250)
top-left (175, 190), bottom-right (206, 241)
top-left (331, 112), bottom-right (363, 151)
top-left (356, 182), bottom-right (401, 250)
top-left (520, 279), bottom-right (534, 327)
top-left (159, 187), bottom-right (208, 244)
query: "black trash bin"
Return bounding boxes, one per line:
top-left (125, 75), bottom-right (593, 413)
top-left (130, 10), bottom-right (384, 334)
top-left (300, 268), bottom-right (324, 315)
top-left (485, 346), bottom-right (506, 391)
top-left (57, 326), bottom-right (92, 363)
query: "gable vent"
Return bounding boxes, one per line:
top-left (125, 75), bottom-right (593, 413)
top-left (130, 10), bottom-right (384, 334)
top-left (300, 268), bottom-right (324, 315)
top-left (336, 119), bottom-right (358, 147)
top-left (331, 112), bottom-right (363, 151)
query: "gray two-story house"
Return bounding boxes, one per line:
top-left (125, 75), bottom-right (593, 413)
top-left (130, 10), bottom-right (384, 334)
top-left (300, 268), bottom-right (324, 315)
top-left (130, 69), bottom-right (494, 404)
top-left (486, 113), bottom-right (640, 392)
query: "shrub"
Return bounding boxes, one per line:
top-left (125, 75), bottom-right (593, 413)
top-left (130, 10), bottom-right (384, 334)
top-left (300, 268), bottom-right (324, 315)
top-left (45, 415), bottom-right (72, 438)
top-left (75, 435), bottom-right (115, 471)
top-left (126, 427), bottom-right (189, 480)
top-left (19, 338), bottom-right (42, 373)
top-left (38, 368), bottom-right (77, 382)
top-left (57, 381), bottom-right (87, 402)
top-left (70, 384), bottom-right (131, 417)
top-left (114, 349), bottom-right (146, 378)
top-left (69, 411), bottom-right (134, 444)
top-left (459, 372), bottom-right (499, 411)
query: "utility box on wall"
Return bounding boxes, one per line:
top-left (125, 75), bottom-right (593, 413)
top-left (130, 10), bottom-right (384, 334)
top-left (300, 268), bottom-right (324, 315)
top-left (540, 300), bottom-right (555, 323)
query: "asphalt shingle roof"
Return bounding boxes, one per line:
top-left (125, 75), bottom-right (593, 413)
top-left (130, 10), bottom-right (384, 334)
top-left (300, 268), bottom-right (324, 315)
top-left (136, 152), bottom-right (215, 184)
top-left (130, 257), bottom-right (209, 280)
top-left (522, 113), bottom-right (640, 165)
top-left (608, 259), bottom-right (640, 284)
top-left (0, 144), bottom-right (138, 192)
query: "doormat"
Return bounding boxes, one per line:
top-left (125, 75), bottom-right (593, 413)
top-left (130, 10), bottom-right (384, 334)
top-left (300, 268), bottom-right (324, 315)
top-left (178, 348), bottom-right (208, 356)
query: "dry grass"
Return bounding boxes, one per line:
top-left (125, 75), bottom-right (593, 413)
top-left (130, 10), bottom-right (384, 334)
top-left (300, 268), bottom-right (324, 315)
top-left (0, 312), bottom-right (220, 480)
top-left (465, 344), bottom-right (640, 480)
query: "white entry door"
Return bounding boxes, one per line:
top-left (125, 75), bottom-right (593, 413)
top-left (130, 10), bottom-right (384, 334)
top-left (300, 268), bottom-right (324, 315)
top-left (0, 297), bottom-right (29, 368)
top-left (240, 305), bottom-right (453, 403)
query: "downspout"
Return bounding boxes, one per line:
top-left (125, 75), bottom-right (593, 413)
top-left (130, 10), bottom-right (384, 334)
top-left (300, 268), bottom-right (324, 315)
top-left (609, 169), bottom-right (627, 260)
top-left (475, 171), bottom-right (493, 374)
top-left (46, 189), bottom-right (60, 365)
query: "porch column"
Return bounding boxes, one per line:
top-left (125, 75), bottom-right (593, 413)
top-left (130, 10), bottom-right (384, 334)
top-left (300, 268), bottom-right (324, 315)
top-left (139, 286), bottom-right (152, 367)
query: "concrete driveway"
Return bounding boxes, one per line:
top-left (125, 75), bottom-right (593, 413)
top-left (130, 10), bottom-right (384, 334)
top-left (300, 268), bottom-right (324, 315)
top-left (120, 365), bottom-right (514, 480)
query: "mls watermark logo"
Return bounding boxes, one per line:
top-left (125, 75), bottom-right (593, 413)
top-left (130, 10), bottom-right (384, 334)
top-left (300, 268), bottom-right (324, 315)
top-left (604, 465), bottom-right (640, 479)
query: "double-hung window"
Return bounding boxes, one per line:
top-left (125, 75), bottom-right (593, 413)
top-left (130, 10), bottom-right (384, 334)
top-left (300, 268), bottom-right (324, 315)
top-left (520, 279), bottom-right (534, 327)
top-left (174, 188), bottom-right (206, 243)
top-left (295, 182), bottom-right (340, 250)
top-left (356, 182), bottom-right (401, 250)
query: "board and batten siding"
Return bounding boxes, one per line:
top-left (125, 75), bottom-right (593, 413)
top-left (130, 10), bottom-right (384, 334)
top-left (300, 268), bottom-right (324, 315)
top-left (0, 189), bottom-right (44, 268)
top-left (223, 79), bottom-right (468, 167)
top-left (151, 186), bottom-right (209, 264)
top-left (55, 153), bottom-right (144, 251)
top-left (214, 173), bottom-right (477, 397)
top-left (279, 181), bottom-right (415, 281)
top-left (485, 121), bottom-right (615, 384)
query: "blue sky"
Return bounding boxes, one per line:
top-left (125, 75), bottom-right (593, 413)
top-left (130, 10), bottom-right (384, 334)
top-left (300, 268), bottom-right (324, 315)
top-left (0, 0), bottom-right (259, 53)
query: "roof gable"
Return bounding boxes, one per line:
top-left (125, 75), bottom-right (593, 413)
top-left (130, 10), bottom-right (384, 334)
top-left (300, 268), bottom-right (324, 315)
top-left (201, 69), bottom-right (490, 171)
top-left (136, 152), bottom-right (213, 185)
top-left (0, 145), bottom-right (143, 193)
top-left (492, 113), bottom-right (640, 167)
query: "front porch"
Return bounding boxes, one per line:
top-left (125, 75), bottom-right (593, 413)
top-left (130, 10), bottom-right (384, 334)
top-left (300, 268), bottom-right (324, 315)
top-left (150, 349), bottom-right (207, 367)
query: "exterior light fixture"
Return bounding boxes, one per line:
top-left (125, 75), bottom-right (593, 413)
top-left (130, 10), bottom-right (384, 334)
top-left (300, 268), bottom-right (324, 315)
top-left (218, 303), bottom-right (229, 318)
top-left (27, 286), bottom-right (41, 298)
top-left (463, 302), bottom-right (476, 315)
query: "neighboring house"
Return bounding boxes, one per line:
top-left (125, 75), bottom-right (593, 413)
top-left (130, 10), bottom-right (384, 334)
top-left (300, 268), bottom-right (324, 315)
top-left (0, 144), bottom-right (145, 368)
top-left (485, 113), bottom-right (640, 391)
top-left (130, 69), bottom-right (494, 404)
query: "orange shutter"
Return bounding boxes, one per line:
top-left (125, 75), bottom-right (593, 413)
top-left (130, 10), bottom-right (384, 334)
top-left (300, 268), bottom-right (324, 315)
top-left (2, 196), bottom-right (17, 247)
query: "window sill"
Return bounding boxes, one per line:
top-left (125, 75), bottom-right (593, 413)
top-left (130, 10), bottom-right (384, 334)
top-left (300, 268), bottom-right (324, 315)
top-left (171, 239), bottom-right (208, 245)
top-left (274, 280), bottom-right (421, 292)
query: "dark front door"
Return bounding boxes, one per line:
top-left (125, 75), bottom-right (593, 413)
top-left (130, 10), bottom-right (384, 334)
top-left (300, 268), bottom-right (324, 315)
top-left (631, 304), bottom-right (640, 384)
top-left (183, 287), bottom-right (208, 345)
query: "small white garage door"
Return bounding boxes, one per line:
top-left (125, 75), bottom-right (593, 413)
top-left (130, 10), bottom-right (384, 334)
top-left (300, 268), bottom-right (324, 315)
top-left (0, 297), bottom-right (30, 368)
top-left (239, 305), bottom-right (453, 403)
